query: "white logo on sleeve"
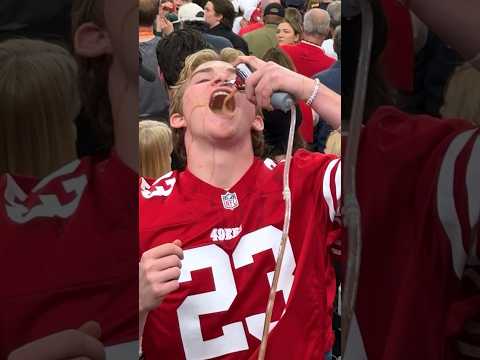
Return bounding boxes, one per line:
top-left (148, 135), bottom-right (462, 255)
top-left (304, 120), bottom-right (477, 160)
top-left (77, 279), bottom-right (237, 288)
top-left (5, 160), bottom-right (87, 224)
top-left (141, 172), bottom-right (176, 199)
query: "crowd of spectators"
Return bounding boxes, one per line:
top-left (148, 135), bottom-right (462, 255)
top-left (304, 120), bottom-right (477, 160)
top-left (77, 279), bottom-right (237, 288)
top-left (138, 0), bottom-right (342, 357)
top-left (139, 0), bottom-right (342, 178)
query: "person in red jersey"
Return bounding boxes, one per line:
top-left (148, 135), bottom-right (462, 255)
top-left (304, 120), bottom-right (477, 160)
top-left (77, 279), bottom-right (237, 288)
top-left (1, 0), bottom-right (138, 358)
top-left (341, 0), bottom-right (480, 359)
top-left (138, 49), bottom-right (341, 359)
top-left (280, 8), bottom-right (335, 78)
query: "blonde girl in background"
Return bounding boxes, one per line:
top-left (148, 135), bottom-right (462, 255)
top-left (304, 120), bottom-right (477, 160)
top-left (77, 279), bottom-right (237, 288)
top-left (139, 120), bottom-right (173, 178)
top-left (0, 39), bottom-right (79, 178)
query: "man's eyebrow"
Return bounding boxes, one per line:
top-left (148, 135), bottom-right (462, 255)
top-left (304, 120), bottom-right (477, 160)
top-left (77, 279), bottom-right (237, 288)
top-left (191, 66), bottom-right (236, 78)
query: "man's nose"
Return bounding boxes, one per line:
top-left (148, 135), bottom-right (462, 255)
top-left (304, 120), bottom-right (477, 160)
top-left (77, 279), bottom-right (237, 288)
top-left (212, 75), bottom-right (233, 85)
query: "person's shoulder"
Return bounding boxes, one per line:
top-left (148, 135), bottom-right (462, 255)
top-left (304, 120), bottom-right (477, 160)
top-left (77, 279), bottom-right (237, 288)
top-left (239, 22), bottom-right (262, 36)
top-left (139, 171), bottom-right (183, 229)
top-left (203, 33), bottom-right (233, 49)
top-left (1, 157), bottom-right (99, 225)
top-left (278, 43), bottom-right (297, 58)
top-left (292, 149), bottom-right (339, 168)
top-left (314, 62), bottom-right (341, 93)
top-left (359, 106), bottom-right (477, 168)
top-left (139, 36), bottom-right (161, 51)
top-left (366, 106), bottom-right (475, 137)
top-left (271, 149), bottom-right (339, 180)
top-left (242, 26), bottom-right (263, 40)
top-left (139, 170), bottom-right (180, 203)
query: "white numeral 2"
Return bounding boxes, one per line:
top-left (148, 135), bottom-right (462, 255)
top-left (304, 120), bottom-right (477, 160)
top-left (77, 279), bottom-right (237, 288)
top-left (177, 226), bottom-right (296, 359)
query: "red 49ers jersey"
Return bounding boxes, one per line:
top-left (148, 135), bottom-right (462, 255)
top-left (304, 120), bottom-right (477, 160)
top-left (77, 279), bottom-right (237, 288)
top-left (0, 154), bottom-right (138, 358)
top-left (139, 150), bottom-right (341, 359)
top-left (346, 107), bottom-right (480, 360)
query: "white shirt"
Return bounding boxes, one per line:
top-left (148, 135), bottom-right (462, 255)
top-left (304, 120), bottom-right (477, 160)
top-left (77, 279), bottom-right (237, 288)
top-left (321, 39), bottom-right (337, 60)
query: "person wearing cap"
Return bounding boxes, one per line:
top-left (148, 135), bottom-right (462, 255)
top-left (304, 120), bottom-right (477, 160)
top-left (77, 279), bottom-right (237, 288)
top-left (176, 2), bottom-right (234, 50)
top-left (204, 0), bottom-right (250, 54)
top-left (238, 0), bottom-right (280, 36)
top-left (243, 3), bottom-right (284, 58)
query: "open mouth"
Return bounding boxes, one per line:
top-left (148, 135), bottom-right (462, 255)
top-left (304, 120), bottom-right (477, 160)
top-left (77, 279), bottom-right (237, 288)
top-left (209, 89), bottom-right (236, 114)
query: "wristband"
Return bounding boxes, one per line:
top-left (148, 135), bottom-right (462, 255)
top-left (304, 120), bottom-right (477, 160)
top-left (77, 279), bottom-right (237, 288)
top-left (306, 78), bottom-right (321, 106)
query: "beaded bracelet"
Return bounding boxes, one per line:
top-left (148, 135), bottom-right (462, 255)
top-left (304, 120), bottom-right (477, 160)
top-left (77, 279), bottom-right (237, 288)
top-left (306, 78), bottom-right (321, 106)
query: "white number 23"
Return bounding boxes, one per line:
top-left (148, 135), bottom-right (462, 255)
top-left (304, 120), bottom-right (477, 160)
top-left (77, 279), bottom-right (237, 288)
top-left (177, 226), bottom-right (296, 360)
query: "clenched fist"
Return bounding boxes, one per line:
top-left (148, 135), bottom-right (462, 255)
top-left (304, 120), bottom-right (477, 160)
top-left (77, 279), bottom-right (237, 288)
top-left (139, 240), bottom-right (183, 313)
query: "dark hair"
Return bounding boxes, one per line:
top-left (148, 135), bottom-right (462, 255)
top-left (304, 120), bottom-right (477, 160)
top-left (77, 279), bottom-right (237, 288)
top-left (156, 29), bottom-right (211, 87)
top-left (72, 0), bottom-right (114, 155)
top-left (283, 7), bottom-right (303, 37)
top-left (263, 47), bottom-right (297, 71)
top-left (210, 0), bottom-right (235, 30)
top-left (262, 48), bottom-right (305, 158)
top-left (139, 0), bottom-right (159, 27)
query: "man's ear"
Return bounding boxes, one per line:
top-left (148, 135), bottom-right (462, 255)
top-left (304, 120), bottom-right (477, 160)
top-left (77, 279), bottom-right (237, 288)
top-left (74, 22), bottom-right (113, 58)
top-left (252, 114), bottom-right (264, 131)
top-left (170, 113), bottom-right (187, 129)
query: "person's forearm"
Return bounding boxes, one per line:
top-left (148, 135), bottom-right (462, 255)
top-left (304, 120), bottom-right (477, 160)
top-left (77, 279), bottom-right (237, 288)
top-left (409, 0), bottom-right (480, 62)
top-left (310, 82), bottom-right (341, 130)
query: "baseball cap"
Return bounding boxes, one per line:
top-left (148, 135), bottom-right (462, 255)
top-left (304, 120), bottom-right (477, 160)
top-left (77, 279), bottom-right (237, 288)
top-left (177, 3), bottom-right (205, 22)
top-left (263, 3), bottom-right (285, 17)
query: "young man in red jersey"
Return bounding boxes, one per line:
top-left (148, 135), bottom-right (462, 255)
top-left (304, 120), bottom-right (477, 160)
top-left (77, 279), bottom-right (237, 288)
top-left (139, 49), bottom-right (341, 359)
top-left (2, 0), bottom-right (138, 358)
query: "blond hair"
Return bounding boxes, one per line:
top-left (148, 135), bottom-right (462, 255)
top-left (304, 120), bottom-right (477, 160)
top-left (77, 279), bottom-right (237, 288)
top-left (324, 129), bottom-right (341, 156)
top-left (170, 49), bottom-right (264, 168)
top-left (219, 47), bottom-right (245, 64)
top-left (0, 39), bottom-right (79, 177)
top-left (139, 120), bottom-right (173, 178)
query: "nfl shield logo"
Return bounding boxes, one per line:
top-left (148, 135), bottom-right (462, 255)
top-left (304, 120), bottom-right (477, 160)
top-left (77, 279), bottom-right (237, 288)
top-left (221, 192), bottom-right (239, 210)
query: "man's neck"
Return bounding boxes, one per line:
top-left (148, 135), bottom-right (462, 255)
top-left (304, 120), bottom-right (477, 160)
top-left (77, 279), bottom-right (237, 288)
top-left (186, 137), bottom-right (255, 190)
top-left (302, 34), bottom-right (325, 46)
top-left (139, 26), bottom-right (155, 42)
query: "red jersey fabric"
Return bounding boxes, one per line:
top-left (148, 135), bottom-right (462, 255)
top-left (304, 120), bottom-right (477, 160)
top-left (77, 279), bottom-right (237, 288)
top-left (240, 22), bottom-right (264, 37)
top-left (346, 107), bottom-right (480, 359)
top-left (380, 0), bottom-right (414, 92)
top-left (140, 150), bottom-right (341, 359)
top-left (280, 41), bottom-right (336, 79)
top-left (298, 101), bottom-right (314, 143)
top-left (0, 154), bottom-right (138, 358)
